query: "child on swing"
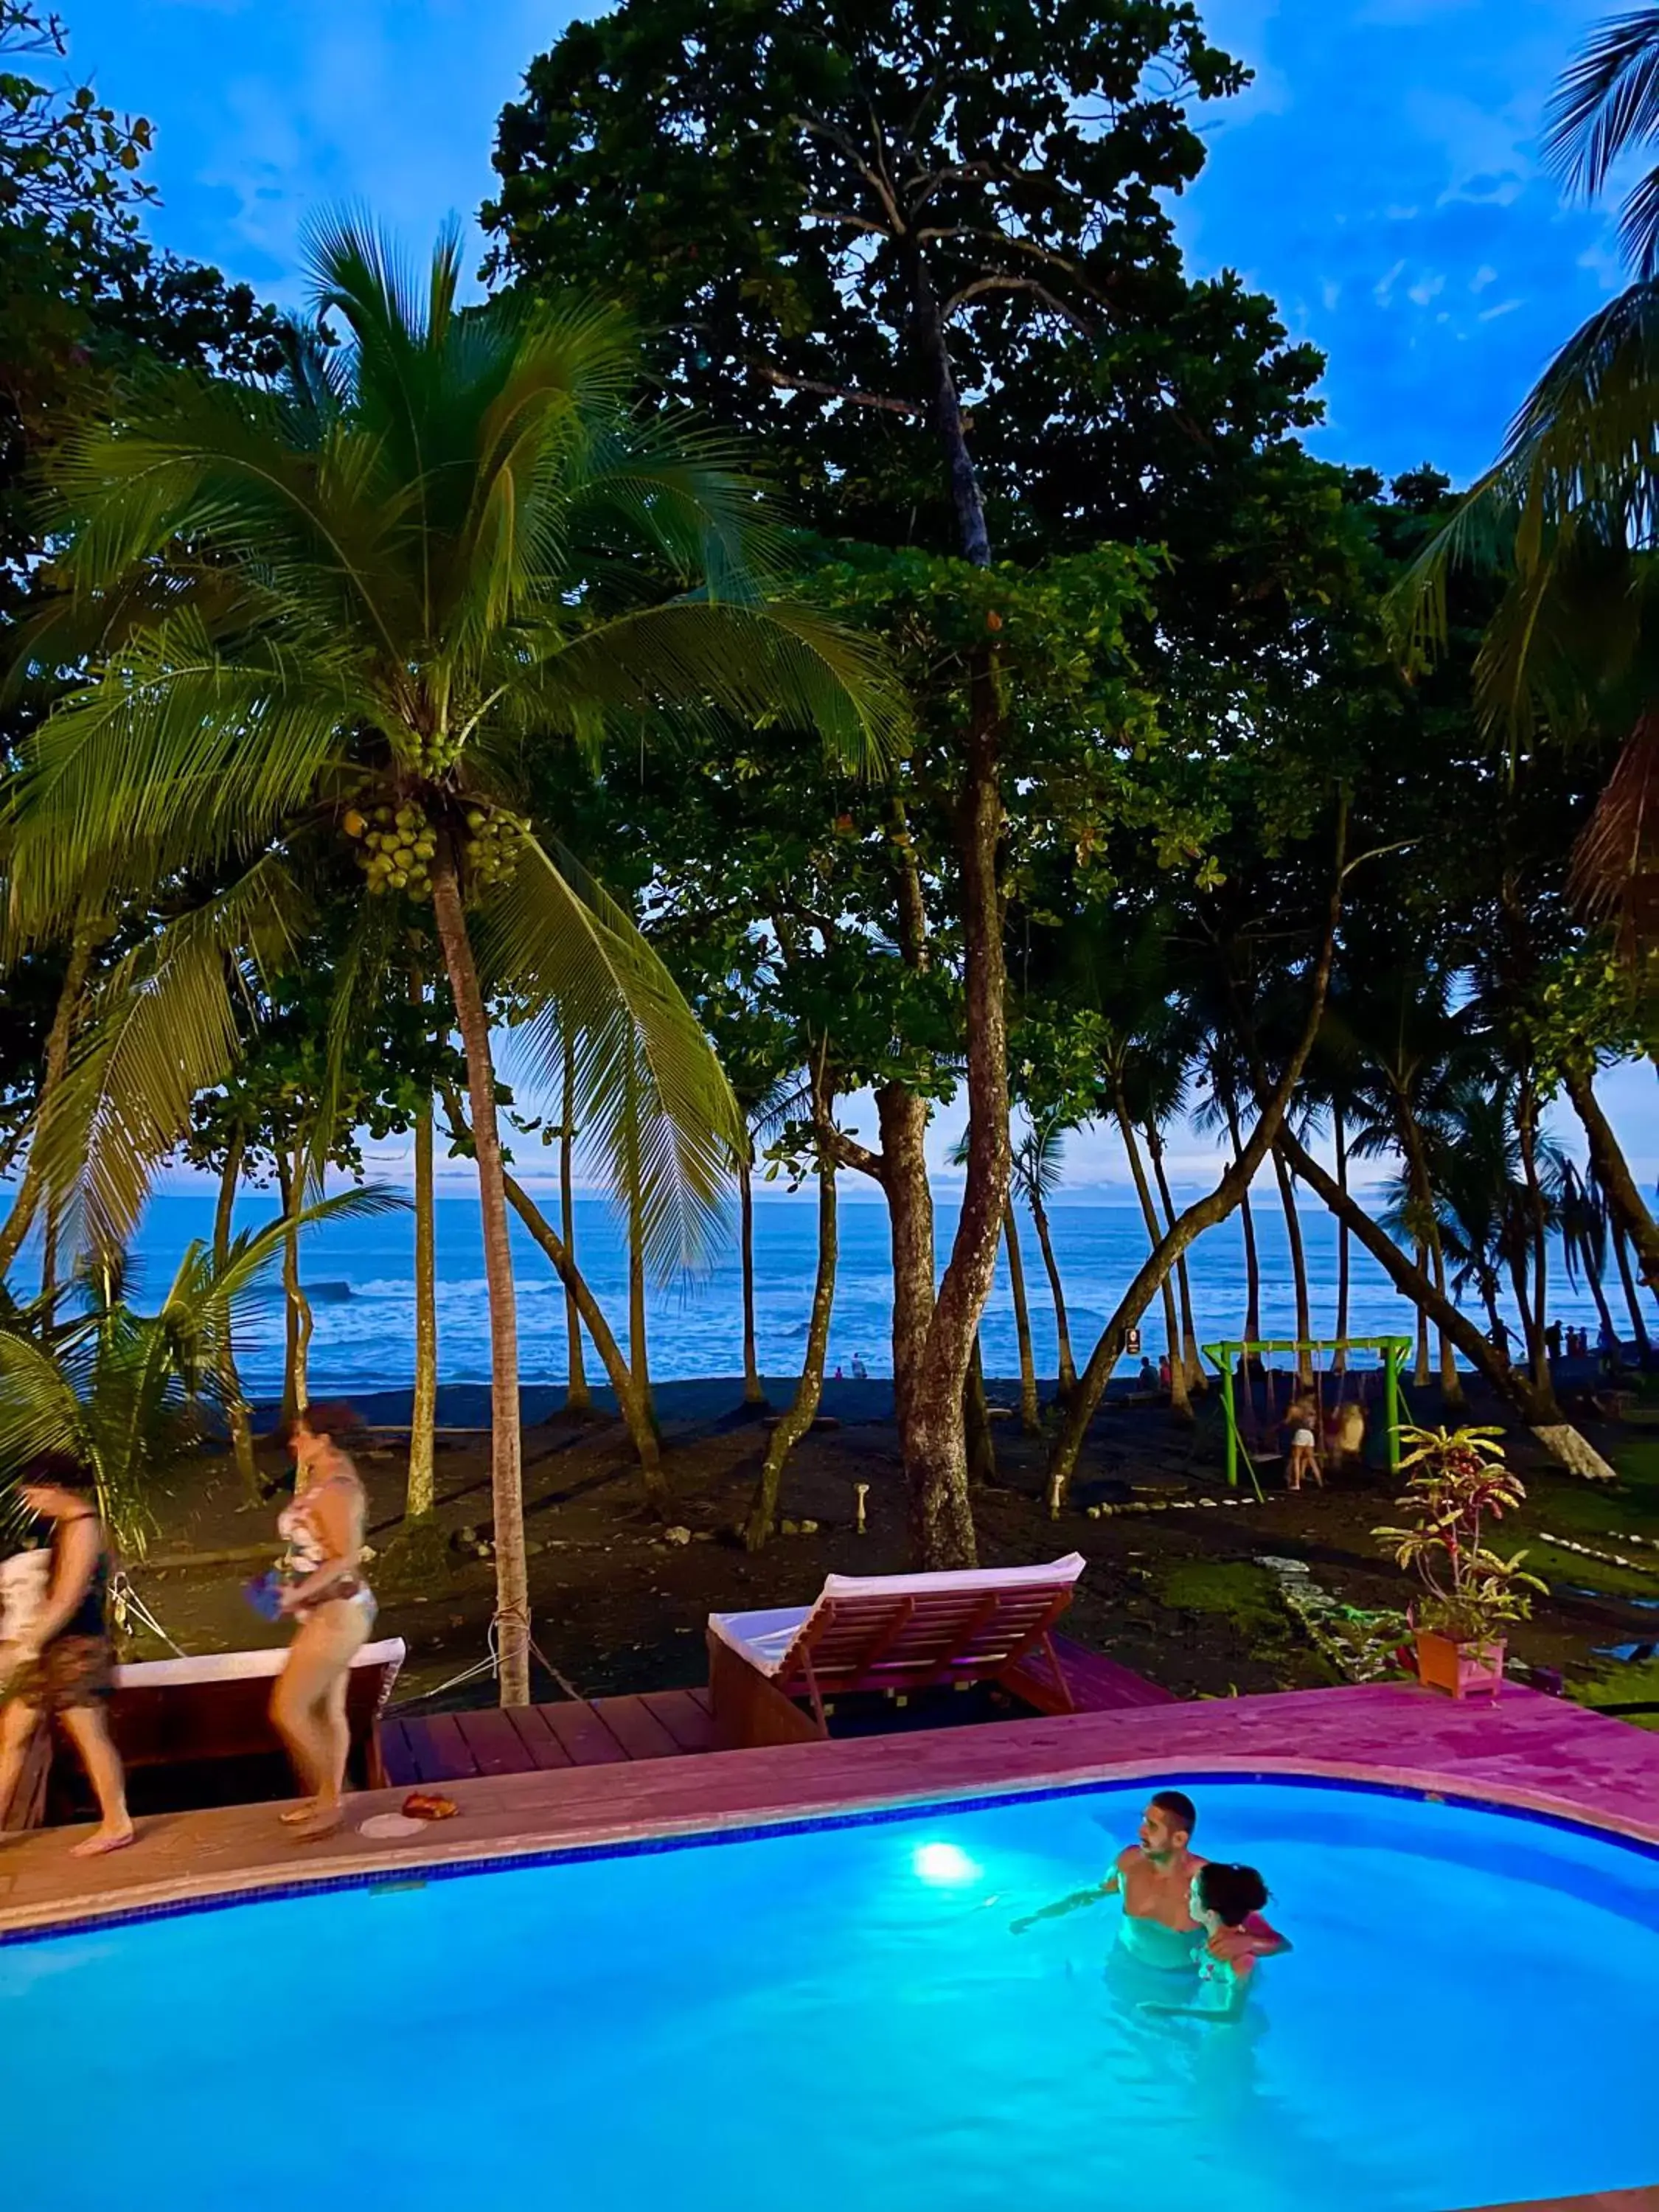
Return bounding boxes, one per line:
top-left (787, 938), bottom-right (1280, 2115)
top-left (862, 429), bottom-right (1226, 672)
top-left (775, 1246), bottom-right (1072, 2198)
top-left (1284, 1388), bottom-right (1322, 1492)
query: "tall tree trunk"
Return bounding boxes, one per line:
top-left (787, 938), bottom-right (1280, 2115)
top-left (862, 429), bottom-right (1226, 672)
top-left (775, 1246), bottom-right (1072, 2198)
top-left (0, 923), bottom-right (96, 1283)
top-left (213, 1126), bottom-right (260, 1500)
top-left (623, 1055), bottom-right (653, 1416)
top-left (745, 1141), bottom-right (837, 1548)
top-left (887, 245), bottom-right (1005, 1568)
top-left (964, 1337), bottom-right (998, 1485)
top-left (1273, 1121), bottom-right (1598, 1444)
top-left (1029, 1184), bottom-right (1077, 1397)
top-left (1223, 1096), bottom-right (1262, 1353)
top-left (1004, 1202), bottom-right (1040, 1431)
top-left (1271, 1144), bottom-right (1313, 1385)
top-left (441, 1082), bottom-right (668, 1503)
top-left (408, 1049), bottom-right (438, 1526)
top-left (1565, 1064), bottom-right (1659, 1298)
top-left (1047, 831), bottom-right (1346, 1512)
top-left (1400, 1107), bottom-right (1464, 1408)
top-left (1516, 1070), bottom-right (1562, 1418)
top-left (738, 1144), bottom-right (765, 1405)
top-left (1413, 1247), bottom-right (1432, 1385)
top-left (560, 1029), bottom-right (591, 1414)
top-left (1481, 1279), bottom-right (1511, 1360)
top-left (431, 849), bottom-right (530, 1707)
top-left (1114, 1089), bottom-right (1191, 1421)
top-left (1148, 1123), bottom-right (1206, 1393)
top-left (1611, 1214), bottom-right (1653, 1360)
top-left (276, 1146), bottom-right (312, 1428)
top-left (1583, 1245), bottom-right (1620, 1351)
top-left (1333, 1106), bottom-right (1351, 1367)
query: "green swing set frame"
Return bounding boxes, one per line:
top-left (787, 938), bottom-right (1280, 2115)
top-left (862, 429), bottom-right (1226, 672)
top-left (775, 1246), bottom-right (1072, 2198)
top-left (1200, 1335), bottom-right (1413, 1498)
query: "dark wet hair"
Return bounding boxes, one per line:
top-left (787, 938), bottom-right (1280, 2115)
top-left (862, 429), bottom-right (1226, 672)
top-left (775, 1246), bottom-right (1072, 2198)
top-left (279, 1401), bottom-right (359, 1450)
top-left (1150, 1790), bottom-right (1197, 1837)
top-left (1197, 1862), bottom-right (1269, 1927)
top-left (18, 1451), bottom-right (96, 1494)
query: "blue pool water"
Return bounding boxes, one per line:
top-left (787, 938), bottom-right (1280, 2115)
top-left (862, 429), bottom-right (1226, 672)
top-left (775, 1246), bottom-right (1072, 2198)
top-left (4, 1778), bottom-right (1655, 2211)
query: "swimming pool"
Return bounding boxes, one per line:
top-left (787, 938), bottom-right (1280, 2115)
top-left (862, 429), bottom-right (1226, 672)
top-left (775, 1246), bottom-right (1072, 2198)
top-left (4, 1776), bottom-right (1655, 2211)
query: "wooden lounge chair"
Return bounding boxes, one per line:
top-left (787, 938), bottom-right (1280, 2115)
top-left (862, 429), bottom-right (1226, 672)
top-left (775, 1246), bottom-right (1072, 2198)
top-left (706, 1554), bottom-right (1088, 1750)
top-left (4, 1637), bottom-right (406, 1831)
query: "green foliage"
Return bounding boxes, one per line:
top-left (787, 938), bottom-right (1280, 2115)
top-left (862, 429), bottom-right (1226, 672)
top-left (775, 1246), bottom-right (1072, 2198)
top-left (4, 218), bottom-right (901, 1268)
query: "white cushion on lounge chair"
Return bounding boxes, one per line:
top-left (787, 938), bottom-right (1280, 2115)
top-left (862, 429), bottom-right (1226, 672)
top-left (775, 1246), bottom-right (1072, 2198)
top-left (114, 1636), bottom-right (406, 1688)
top-left (709, 1556), bottom-right (1085, 1677)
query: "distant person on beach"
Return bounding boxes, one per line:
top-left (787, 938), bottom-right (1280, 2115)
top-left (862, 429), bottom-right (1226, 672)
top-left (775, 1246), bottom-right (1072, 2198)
top-left (1009, 1790), bottom-right (1286, 1975)
top-left (1545, 1321), bottom-right (1562, 1363)
top-left (0, 1455), bottom-right (132, 1857)
top-left (852, 1354), bottom-right (868, 1380)
top-left (1158, 1353), bottom-right (1172, 1390)
top-left (1137, 1358), bottom-right (1157, 1391)
top-left (270, 1403), bottom-right (376, 1841)
top-left (1285, 1391), bottom-right (1321, 1492)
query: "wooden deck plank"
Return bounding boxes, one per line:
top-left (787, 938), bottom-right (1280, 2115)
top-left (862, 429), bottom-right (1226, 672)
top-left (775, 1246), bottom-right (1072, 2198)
top-left (686, 1685), bottom-right (712, 1714)
top-left (397, 1714), bottom-right (480, 1784)
top-left (453, 1707), bottom-right (538, 1778)
top-left (590, 1693), bottom-right (682, 1761)
top-left (640, 1688), bottom-right (715, 1755)
top-left (538, 1699), bottom-right (632, 1767)
top-left (504, 1705), bottom-right (575, 1773)
top-left (376, 1719), bottom-right (420, 1789)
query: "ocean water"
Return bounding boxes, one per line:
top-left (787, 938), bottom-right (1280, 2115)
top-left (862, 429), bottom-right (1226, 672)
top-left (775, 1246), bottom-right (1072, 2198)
top-left (3, 1777), bottom-right (1655, 2211)
top-left (72, 1183), bottom-right (1625, 1394)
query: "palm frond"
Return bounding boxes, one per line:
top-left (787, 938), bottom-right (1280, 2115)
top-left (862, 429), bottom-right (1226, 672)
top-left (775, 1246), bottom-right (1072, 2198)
top-left (28, 855), bottom-right (307, 1260)
top-left (478, 836), bottom-right (740, 1278)
top-left (1544, 7), bottom-right (1659, 274)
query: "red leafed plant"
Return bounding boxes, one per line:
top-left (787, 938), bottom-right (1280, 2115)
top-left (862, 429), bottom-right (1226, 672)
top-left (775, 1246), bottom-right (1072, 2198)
top-left (1374, 1426), bottom-right (1547, 1644)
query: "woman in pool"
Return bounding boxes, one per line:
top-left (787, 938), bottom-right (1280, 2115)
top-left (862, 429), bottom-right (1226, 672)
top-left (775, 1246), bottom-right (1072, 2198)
top-left (1142, 1863), bottom-right (1277, 2021)
top-left (0, 1456), bottom-right (132, 1857)
top-left (270, 1403), bottom-right (375, 1842)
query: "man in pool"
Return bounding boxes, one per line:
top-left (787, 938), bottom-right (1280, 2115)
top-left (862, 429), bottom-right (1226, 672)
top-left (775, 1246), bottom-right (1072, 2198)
top-left (1009, 1790), bottom-right (1286, 1972)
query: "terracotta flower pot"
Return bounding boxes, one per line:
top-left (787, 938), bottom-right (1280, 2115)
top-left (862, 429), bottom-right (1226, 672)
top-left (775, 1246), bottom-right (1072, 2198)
top-left (1414, 1627), bottom-right (1505, 1700)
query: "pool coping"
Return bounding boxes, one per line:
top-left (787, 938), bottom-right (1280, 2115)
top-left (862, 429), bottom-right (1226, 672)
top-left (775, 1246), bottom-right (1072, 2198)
top-left (4, 1679), bottom-right (1659, 1943)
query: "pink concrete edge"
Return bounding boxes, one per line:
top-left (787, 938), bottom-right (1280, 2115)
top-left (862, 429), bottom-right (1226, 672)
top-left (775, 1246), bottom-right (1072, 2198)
top-left (5, 1737), bottom-right (1658, 1942)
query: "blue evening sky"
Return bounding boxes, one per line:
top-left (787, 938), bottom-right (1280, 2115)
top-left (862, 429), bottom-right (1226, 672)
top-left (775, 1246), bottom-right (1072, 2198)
top-left (55, 0), bottom-right (1622, 487)
top-left (44, 0), bottom-right (1652, 1193)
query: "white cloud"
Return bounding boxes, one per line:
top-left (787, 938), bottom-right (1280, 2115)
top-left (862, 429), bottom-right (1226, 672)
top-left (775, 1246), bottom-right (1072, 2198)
top-left (1407, 271), bottom-right (1446, 305)
top-left (1471, 263), bottom-right (1498, 291)
top-left (1374, 257), bottom-right (1407, 302)
top-left (1478, 296), bottom-right (1523, 320)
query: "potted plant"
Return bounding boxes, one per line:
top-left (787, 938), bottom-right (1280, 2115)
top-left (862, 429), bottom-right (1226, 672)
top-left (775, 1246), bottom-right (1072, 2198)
top-left (1373, 1426), bottom-right (1546, 1698)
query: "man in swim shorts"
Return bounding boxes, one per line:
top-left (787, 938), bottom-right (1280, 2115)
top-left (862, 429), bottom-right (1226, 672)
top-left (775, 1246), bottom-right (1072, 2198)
top-left (1011, 1790), bottom-right (1285, 1973)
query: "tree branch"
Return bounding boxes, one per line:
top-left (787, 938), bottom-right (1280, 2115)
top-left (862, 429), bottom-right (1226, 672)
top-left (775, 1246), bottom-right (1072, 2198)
top-left (744, 357), bottom-right (922, 416)
top-left (942, 274), bottom-right (1096, 337)
top-left (818, 1119), bottom-right (885, 1183)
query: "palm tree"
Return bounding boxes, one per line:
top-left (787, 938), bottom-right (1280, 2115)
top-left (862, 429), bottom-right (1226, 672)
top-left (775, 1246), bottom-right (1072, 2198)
top-left (1, 221), bottom-right (900, 1701)
top-left (1012, 1121), bottom-right (1076, 1398)
top-left (1559, 1160), bottom-right (1622, 1350)
top-left (1340, 963), bottom-right (1470, 1407)
top-left (1405, 12), bottom-right (1659, 961)
top-left (0, 1193), bottom-right (392, 1559)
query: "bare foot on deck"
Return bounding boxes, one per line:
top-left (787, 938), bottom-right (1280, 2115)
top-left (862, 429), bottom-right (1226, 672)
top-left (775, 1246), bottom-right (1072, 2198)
top-left (278, 1801), bottom-right (318, 1826)
top-left (69, 1823), bottom-right (134, 1860)
top-left (288, 1804), bottom-right (346, 1842)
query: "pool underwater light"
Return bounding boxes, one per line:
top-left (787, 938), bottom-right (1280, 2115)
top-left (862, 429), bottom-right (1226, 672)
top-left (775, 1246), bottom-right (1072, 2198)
top-left (913, 1842), bottom-right (980, 1885)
